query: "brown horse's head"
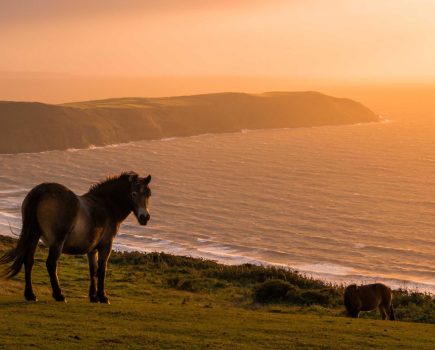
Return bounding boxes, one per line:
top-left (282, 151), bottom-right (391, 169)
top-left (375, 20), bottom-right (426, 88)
top-left (129, 173), bottom-right (152, 225)
top-left (344, 284), bottom-right (360, 317)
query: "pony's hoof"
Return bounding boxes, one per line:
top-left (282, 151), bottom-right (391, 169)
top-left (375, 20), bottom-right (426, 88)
top-left (54, 294), bottom-right (66, 303)
top-left (25, 293), bottom-right (38, 302)
top-left (98, 295), bottom-right (110, 304)
top-left (89, 295), bottom-right (99, 303)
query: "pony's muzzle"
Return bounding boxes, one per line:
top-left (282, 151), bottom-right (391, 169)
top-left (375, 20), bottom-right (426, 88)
top-left (138, 213), bottom-right (150, 225)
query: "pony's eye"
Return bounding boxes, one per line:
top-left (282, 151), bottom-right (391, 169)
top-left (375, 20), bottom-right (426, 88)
top-left (132, 192), bottom-right (138, 198)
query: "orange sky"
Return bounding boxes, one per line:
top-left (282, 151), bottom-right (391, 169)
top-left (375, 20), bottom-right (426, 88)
top-left (1, 1), bottom-right (435, 104)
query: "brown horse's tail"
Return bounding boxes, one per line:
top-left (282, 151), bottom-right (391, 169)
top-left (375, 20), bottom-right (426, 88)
top-left (389, 304), bottom-right (395, 320)
top-left (0, 188), bottom-right (42, 278)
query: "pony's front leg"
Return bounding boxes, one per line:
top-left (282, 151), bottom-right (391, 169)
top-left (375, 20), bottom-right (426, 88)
top-left (46, 245), bottom-right (66, 302)
top-left (87, 250), bottom-right (98, 302)
top-left (97, 245), bottom-right (112, 304)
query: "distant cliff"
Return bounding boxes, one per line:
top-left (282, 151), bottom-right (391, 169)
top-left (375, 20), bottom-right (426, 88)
top-left (0, 92), bottom-right (379, 154)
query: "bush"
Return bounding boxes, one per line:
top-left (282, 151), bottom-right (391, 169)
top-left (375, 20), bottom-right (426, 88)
top-left (299, 289), bottom-right (333, 306)
top-left (207, 264), bottom-right (325, 289)
top-left (254, 280), bottom-right (297, 303)
top-left (392, 289), bottom-right (435, 323)
top-left (393, 289), bottom-right (433, 307)
top-left (254, 280), bottom-right (340, 306)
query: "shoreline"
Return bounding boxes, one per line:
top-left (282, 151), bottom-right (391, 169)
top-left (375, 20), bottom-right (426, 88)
top-left (0, 118), bottom-right (382, 156)
top-left (1, 232), bottom-right (433, 294)
top-left (112, 239), bottom-right (435, 294)
top-left (0, 91), bottom-right (379, 154)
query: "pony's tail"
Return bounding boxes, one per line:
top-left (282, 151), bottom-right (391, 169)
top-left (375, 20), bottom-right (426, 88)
top-left (0, 189), bottom-right (42, 279)
top-left (389, 304), bottom-right (395, 321)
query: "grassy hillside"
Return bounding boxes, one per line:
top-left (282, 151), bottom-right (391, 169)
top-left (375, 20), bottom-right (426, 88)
top-left (0, 92), bottom-right (379, 153)
top-left (0, 235), bottom-right (433, 349)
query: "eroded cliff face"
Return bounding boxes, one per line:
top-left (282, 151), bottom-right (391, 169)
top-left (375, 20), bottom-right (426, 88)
top-left (0, 92), bottom-right (378, 154)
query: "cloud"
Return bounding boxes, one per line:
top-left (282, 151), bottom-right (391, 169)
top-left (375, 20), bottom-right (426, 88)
top-left (0, 0), bottom-right (279, 23)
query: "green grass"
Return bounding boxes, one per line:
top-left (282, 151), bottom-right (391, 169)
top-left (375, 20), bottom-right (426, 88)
top-left (0, 236), bottom-right (434, 350)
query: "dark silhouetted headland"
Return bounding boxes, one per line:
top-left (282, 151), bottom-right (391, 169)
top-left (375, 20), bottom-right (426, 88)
top-left (0, 92), bottom-right (379, 154)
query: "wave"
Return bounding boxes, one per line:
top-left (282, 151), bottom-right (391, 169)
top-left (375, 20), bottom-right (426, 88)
top-left (67, 140), bottom-right (139, 153)
top-left (378, 115), bottom-right (395, 124)
top-left (295, 262), bottom-right (354, 276)
top-left (354, 243), bottom-right (366, 249)
top-left (0, 211), bottom-right (19, 219)
top-left (112, 235), bottom-right (435, 293)
top-left (159, 133), bottom-right (216, 142)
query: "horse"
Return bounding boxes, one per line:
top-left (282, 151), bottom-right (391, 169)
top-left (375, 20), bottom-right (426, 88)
top-left (0, 171), bottom-right (151, 304)
top-left (344, 283), bottom-right (395, 320)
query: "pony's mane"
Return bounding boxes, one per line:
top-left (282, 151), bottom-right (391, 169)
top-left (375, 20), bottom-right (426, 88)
top-left (88, 172), bottom-right (136, 195)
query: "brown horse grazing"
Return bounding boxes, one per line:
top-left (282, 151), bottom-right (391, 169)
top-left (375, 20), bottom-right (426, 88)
top-left (0, 171), bottom-right (151, 304)
top-left (344, 283), bottom-right (395, 320)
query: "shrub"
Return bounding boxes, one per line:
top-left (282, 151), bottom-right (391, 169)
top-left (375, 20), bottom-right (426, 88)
top-left (206, 264), bottom-right (326, 289)
top-left (254, 279), bottom-right (298, 303)
top-left (254, 280), bottom-right (340, 307)
top-left (392, 289), bottom-right (435, 323)
top-left (393, 289), bottom-right (433, 307)
top-left (299, 289), bottom-right (333, 306)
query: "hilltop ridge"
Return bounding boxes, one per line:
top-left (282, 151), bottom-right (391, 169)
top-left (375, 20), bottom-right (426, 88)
top-left (0, 91), bottom-right (379, 154)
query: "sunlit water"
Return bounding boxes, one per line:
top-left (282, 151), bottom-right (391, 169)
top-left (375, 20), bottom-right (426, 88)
top-left (1, 115), bottom-right (434, 292)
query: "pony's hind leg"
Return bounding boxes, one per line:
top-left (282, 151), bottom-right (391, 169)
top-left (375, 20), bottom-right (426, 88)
top-left (23, 236), bottom-right (39, 301)
top-left (87, 250), bottom-right (98, 303)
top-left (389, 304), bottom-right (395, 320)
top-left (46, 245), bottom-right (65, 302)
top-left (379, 305), bottom-right (388, 320)
top-left (24, 254), bottom-right (37, 301)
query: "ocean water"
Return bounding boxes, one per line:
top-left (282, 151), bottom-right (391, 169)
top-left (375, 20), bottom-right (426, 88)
top-left (0, 115), bottom-right (434, 292)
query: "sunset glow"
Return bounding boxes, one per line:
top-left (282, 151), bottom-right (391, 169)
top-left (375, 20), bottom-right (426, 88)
top-left (1, 1), bottom-right (435, 103)
top-left (1, 1), bottom-right (435, 345)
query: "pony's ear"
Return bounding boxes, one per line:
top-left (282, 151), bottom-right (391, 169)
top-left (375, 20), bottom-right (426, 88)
top-left (144, 174), bottom-right (152, 184)
top-left (127, 172), bottom-right (139, 183)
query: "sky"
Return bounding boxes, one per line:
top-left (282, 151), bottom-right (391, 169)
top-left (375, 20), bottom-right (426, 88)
top-left (1, 0), bottom-right (435, 103)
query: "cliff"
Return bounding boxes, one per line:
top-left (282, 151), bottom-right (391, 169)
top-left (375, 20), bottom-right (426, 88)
top-left (0, 91), bottom-right (379, 153)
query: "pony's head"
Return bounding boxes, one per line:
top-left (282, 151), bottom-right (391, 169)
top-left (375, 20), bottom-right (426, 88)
top-left (128, 173), bottom-right (152, 225)
top-left (344, 284), bottom-right (360, 317)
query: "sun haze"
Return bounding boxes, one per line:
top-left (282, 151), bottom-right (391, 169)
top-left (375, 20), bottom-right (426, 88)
top-left (0, 0), bottom-right (435, 103)
top-left (1, 2), bottom-right (435, 344)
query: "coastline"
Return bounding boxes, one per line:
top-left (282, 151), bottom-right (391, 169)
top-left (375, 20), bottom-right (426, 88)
top-left (0, 91), bottom-right (379, 154)
top-left (0, 118), bottom-right (382, 157)
top-left (1, 229), bottom-right (433, 294)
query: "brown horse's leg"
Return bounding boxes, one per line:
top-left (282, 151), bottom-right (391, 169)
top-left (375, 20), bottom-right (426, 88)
top-left (23, 237), bottom-right (39, 301)
top-left (379, 305), bottom-right (388, 320)
top-left (97, 245), bottom-right (112, 304)
top-left (388, 304), bottom-right (395, 320)
top-left (46, 245), bottom-right (65, 302)
top-left (24, 254), bottom-right (37, 301)
top-left (87, 250), bottom-right (98, 303)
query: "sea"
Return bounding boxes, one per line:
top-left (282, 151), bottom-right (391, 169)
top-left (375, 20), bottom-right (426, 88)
top-left (0, 114), bottom-right (434, 292)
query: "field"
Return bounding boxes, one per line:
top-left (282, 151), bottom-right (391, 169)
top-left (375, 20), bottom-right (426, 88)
top-left (0, 235), bottom-right (434, 350)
